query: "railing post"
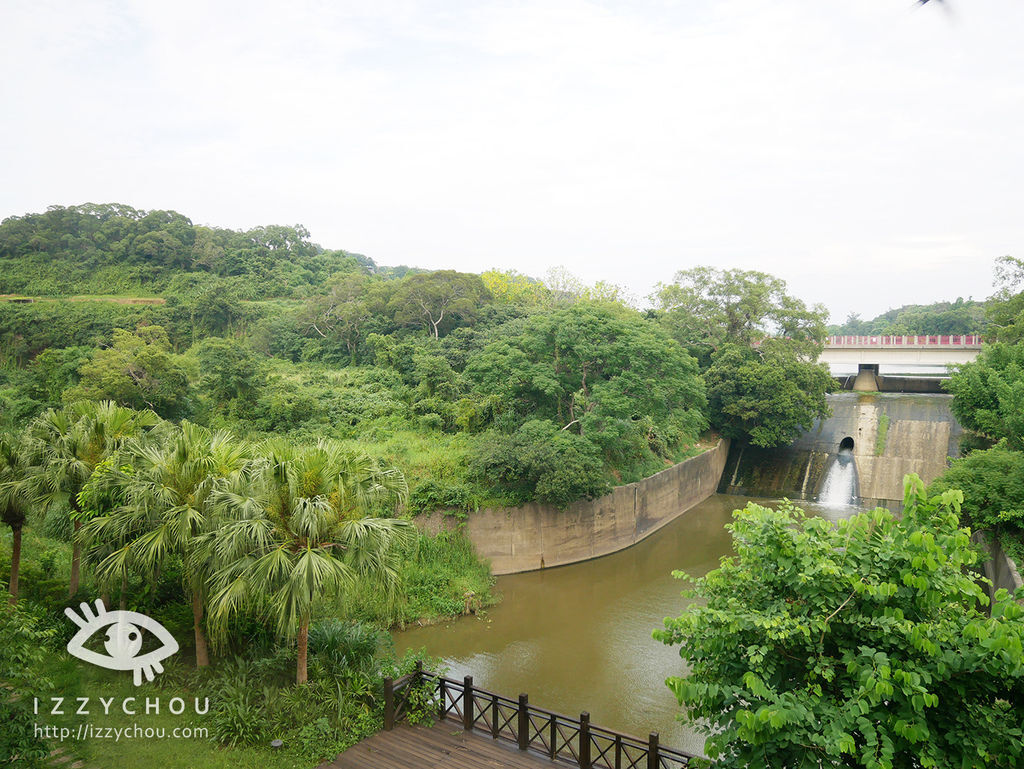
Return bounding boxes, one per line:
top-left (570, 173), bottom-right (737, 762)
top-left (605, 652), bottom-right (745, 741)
top-left (579, 712), bottom-right (591, 769)
top-left (491, 695), bottom-right (499, 739)
top-left (549, 713), bottom-right (557, 759)
top-left (383, 677), bottom-right (394, 731)
top-left (647, 732), bottom-right (659, 769)
top-left (517, 694), bottom-right (529, 751)
top-left (463, 675), bottom-right (474, 731)
top-left (438, 678), bottom-right (447, 720)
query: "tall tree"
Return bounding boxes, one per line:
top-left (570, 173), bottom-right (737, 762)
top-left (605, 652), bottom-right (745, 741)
top-left (80, 422), bottom-right (251, 667)
top-left (63, 326), bottom-right (191, 419)
top-left (945, 342), bottom-right (1024, 450)
top-left (988, 255), bottom-right (1024, 343)
top-left (0, 435), bottom-right (31, 605)
top-left (389, 270), bottom-right (490, 338)
top-left (21, 401), bottom-right (157, 596)
top-left (653, 266), bottom-right (828, 364)
top-left (302, 272), bottom-right (390, 364)
top-left (206, 440), bottom-right (414, 684)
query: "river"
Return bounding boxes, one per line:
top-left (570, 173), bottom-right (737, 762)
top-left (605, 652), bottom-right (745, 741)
top-left (395, 492), bottom-right (864, 756)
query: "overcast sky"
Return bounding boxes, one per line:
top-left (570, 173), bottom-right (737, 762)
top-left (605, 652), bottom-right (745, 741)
top-left (2, 0), bottom-right (1021, 322)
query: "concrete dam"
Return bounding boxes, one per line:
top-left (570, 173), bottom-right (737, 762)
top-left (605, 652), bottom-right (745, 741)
top-left (718, 392), bottom-right (963, 509)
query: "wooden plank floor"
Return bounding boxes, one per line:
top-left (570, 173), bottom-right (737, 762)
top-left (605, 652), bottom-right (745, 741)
top-left (320, 720), bottom-right (561, 769)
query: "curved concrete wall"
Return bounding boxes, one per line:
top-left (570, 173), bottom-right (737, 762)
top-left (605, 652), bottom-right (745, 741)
top-left (720, 393), bottom-right (963, 509)
top-left (975, 533), bottom-right (1024, 605)
top-left (418, 439), bottom-right (730, 575)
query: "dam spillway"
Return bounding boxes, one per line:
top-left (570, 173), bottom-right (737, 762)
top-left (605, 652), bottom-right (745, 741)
top-left (718, 392), bottom-right (963, 509)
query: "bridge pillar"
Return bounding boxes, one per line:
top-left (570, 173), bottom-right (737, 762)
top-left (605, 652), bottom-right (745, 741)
top-left (853, 364), bottom-right (879, 392)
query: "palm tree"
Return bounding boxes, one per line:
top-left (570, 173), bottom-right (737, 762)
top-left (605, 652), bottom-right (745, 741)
top-left (206, 439), bottom-right (414, 684)
top-left (80, 421), bottom-right (251, 667)
top-left (0, 435), bottom-right (32, 605)
top-left (22, 401), bottom-right (158, 597)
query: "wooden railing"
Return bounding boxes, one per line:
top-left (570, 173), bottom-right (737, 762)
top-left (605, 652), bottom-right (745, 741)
top-left (382, 664), bottom-right (697, 769)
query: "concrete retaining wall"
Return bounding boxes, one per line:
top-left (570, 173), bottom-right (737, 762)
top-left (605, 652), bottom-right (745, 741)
top-left (418, 439), bottom-right (730, 575)
top-left (720, 393), bottom-right (962, 509)
top-left (975, 532), bottom-right (1024, 604)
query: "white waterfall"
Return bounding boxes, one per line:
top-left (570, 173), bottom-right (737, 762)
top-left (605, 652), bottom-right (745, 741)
top-left (819, 448), bottom-right (858, 507)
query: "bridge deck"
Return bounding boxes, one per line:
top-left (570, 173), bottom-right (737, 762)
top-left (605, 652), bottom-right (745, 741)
top-left (320, 720), bottom-right (558, 769)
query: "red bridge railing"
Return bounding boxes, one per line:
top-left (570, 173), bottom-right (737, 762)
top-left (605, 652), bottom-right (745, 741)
top-left (826, 335), bottom-right (982, 347)
top-left (383, 665), bottom-right (696, 768)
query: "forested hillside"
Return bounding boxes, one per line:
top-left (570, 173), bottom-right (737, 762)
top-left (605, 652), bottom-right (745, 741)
top-left (0, 203), bottom-right (379, 298)
top-left (0, 203), bottom-right (836, 512)
top-left (828, 298), bottom-right (988, 336)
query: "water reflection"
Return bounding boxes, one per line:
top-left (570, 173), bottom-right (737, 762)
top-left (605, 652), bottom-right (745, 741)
top-left (395, 493), bottom-right (866, 756)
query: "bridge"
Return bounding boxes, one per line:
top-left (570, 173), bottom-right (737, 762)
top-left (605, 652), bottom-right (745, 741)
top-left (819, 335), bottom-right (983, 391)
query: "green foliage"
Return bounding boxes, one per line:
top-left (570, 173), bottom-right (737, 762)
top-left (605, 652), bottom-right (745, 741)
top-left (929, 442), bottom-right (1024, 539)
top-left (704, 341), bottom-right (836, 447)
top-left (465, 302), bottom-right (707, 479)
top-left (875, 413), bottom-right (890, 456)
top-left (655, 475), bottom-right (1024, 768)
top-left (0, 300), bottom-right (173, 367)
top-left (388, 270), bottom-right (491, 338)
top-left (987, 255), bottom-right (1024, 343)
top-left (193, 337), bottom-right (266, 405)
top-left (347, 530), bottom-right (495, 626)
top-left (653, 266), bottom-right (828, 364)
top-left (0, 605), bottom-right (61, 767)
top-left (946, 342), bottom-right (1024, 450)
top-left (64, 327), bottom-right (192, 418)
top-left (0, 204), bottom-right (376, 299)
top-left (474, 420), bottom-right (610, 507)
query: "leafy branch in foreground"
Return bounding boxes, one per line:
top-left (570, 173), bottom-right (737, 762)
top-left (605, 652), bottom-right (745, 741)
top-left (655, 475), bottom-right (1024, 769)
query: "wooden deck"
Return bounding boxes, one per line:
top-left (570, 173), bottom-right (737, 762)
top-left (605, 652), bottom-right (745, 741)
top-left (320, 720), bottom-right (560, 769)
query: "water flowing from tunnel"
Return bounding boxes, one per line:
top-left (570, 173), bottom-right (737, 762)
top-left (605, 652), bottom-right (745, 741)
top-left (819, 448), bottom-right (858, 507)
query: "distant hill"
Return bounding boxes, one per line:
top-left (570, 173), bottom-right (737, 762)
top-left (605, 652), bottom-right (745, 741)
top-left (828, 298), bottom-right (989, 336)
top-left (0, 203), bottom-right (381, 299)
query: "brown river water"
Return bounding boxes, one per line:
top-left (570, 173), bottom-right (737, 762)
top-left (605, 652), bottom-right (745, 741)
top-left (395, 492), bottom-right (863, 756)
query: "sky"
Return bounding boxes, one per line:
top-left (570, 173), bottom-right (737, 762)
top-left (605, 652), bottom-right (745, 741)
top-left (2, 0), bottom-right (1022, 323)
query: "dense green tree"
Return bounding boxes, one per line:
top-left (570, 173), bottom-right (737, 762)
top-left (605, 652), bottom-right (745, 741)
top-left (21, 346), bottom-right (93, 407)
top-left (465, 303), bottom-right (707, 464)
top-left (194, 337), bottom-right (266, 405)
top-left (64, 326), bottom-right (192, 418)
top-left (656, 476), bottom-right (1024, 768)
top-left (206, 440), bottom-right (414, 684)
top-left (653, 267), bottom-right (828, 364)
top-left (945, 342), bottom-right (1024, 450)
top-left (165, 274), bottom-right (249, 345)
top-left (388, 270), bottom-right (491, 338)
top-left (473, 419), bottom-right (610, 507)
top-left (301, 272), bottom-right (392, 363)
top-left (988, 255), bottom-right (1024, 343)
top-left (21, 401), bottom-right (157, 596)
top-left (704, 341), bottom-right (836, 447)
top-left (929, 442), bottom-right (1024, 539)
